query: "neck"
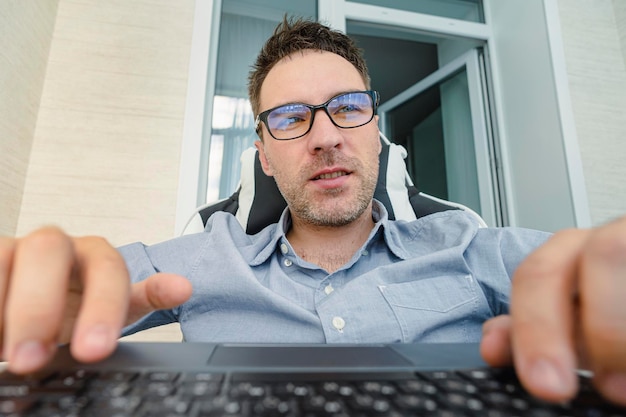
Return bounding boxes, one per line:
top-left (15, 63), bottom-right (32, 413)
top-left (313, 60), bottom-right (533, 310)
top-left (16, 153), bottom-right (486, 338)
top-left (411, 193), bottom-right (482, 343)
top-left (286, 204), bottom-right (376, 273)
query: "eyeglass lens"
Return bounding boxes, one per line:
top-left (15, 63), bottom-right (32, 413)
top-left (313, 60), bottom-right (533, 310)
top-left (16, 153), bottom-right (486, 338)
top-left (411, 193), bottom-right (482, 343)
top-left (266, 92), bottom-right (374, 140)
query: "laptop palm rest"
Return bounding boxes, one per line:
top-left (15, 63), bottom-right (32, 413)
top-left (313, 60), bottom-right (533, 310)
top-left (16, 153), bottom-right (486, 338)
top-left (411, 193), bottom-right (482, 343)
top-left (41, 342), bottom-right (486, 372)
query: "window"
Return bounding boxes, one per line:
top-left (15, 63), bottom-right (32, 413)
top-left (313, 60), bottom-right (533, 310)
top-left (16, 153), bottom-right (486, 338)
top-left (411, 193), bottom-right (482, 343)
top-left (177, 0), bottom-right (590, 234)
top-left (351, 0), bottom-right (484, 23)
top-left (204, 0), bottom-right (316, 203)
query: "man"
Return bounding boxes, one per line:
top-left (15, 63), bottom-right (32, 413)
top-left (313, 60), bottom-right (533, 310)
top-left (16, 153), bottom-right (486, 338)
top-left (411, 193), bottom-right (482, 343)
top-left (1, 18), bottom-right (625, 407)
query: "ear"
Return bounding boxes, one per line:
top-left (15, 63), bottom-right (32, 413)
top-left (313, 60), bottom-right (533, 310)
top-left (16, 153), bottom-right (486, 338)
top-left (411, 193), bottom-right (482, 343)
top-left (254, 140), bottom-right (274, 176)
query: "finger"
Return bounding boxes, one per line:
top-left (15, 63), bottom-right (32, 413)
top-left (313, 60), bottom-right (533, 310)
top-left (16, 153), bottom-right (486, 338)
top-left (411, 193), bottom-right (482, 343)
top-left (510, 229), bottom-right (589, 403)
top-left (579, 217), bottom-right (626, 406)
top-left (4, 227), bottom-right (74, 374)
top-left (126, 273), bottom-right (192, 325)
top-left (0, 237), bottom-right (17, 357)
top-left (480, 315), bottom-right (513, 367)
top-left (69, 236), bottom-right (132, 364)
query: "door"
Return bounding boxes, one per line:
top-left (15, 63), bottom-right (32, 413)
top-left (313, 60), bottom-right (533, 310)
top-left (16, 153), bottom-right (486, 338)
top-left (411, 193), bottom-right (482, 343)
top-left (379, 49), bottom-right (499, 226)
top-left (317, 1), bottom-right (501, 226)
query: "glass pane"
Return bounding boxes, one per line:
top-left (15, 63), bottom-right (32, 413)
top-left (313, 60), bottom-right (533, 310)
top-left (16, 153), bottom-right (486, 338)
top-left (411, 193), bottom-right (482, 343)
top-left (386, 85), bottom-right (447, 199)
top-left (207, 0), bottom-right (316, 202)
top-left (351, 0), bottom-right (484, 23)
top-left (348, 17), bottom-right (488, 218)
top-left (349, 31), bottom-right (439, 104)
top-left (385, 69), bottom-right (482, 215)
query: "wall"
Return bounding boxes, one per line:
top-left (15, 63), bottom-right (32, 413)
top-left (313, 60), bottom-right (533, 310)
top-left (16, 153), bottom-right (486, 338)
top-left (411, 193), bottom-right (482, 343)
top-left (14, 0), bottom-right (196, 342)
top-left (17, 0), bottom-right (195, 247)
top-left (557, 0), bottom-right (626, 226)
top-left (0, 1), bottom-right (59, 236)
top-left (485, 0), bottom-right (577, 231)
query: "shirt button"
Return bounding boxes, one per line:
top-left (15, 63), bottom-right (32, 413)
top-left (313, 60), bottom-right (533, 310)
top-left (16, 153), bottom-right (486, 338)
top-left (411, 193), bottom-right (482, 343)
top-left (280, 243), bottom-right (289, 254)
top-left (284, 258), bottom-right (292, 267)
top-left (324, 284), bottom-right (334, 295)
top-left (362, 249), bottom-right (369, 256)
top-left (332, 316), bottom-right (345, 332)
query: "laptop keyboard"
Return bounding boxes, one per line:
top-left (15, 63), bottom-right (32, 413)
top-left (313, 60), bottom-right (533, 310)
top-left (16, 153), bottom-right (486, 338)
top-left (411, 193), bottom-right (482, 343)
top-left (0, 367), bottom-right (623, 416)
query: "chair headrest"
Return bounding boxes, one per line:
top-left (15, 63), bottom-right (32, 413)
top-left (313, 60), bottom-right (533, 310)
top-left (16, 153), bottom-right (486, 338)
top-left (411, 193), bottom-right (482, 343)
top-left (182, 141), bottom-right (479, 236)
top-left (234, 143), bottom-right (417, 234)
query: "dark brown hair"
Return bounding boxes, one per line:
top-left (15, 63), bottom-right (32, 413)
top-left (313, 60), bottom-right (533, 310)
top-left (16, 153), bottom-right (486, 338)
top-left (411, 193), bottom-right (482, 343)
top-left (248, 17), bottom-right (370, 117)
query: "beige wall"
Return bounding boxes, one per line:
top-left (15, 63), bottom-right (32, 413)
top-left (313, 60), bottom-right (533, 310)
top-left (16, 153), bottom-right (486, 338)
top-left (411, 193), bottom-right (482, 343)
top-left (11, 0), bottom-right (195, 341)
top-left (16, 0), bottom-right (195, 247)
top-left (0, 1), bottom-right (59, 236)
top-left (557, 0), bottom-right (626, 226)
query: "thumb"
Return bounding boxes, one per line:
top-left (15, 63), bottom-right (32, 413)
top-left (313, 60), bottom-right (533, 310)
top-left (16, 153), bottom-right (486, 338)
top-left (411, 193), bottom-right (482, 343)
top-left (126, 273), bottom-right (192, 325)
top-left (480, 314), bottom-right (514, 367)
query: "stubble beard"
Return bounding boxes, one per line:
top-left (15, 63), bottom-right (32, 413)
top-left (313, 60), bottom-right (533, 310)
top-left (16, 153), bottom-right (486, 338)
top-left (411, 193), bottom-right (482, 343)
top-left (268, 149), bottom-right (379, 228)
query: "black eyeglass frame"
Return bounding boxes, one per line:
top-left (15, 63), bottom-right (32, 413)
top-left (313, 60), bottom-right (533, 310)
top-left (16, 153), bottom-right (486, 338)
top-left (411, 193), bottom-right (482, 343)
top-left (254, 90), bottom-right (380, 141)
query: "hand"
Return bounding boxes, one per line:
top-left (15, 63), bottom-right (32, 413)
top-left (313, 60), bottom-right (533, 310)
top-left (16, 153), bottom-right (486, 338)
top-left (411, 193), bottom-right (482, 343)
top-left (480, 216), bottom-right (626, 406)
top-left (0, 227), bottom-right (192, 374)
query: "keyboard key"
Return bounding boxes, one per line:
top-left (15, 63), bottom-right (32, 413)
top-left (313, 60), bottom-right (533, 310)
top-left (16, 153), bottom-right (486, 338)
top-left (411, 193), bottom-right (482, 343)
top-left (0, 367), bottom-right (622, 416)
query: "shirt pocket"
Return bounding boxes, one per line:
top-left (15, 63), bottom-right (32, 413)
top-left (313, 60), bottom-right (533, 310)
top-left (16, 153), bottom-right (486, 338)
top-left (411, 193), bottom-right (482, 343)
top-left (378, 275), bottom-right (478, 342)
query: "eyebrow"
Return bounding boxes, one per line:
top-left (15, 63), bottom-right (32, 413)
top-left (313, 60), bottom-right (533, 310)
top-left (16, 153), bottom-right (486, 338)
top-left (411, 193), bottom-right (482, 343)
top-left (265, 89), bottom-right (367, 110)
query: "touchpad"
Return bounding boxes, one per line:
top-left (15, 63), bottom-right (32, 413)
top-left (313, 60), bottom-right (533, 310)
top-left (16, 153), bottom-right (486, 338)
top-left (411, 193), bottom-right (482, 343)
top-left (209, 345), bottom-right (411, 369)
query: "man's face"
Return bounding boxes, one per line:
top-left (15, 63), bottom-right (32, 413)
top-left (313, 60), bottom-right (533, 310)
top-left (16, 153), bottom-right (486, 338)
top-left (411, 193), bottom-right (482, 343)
top-left (255, 50), bottom-right (381, 228)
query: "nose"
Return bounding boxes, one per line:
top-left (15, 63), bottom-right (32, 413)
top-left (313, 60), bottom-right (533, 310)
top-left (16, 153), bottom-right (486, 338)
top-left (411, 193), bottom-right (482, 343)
top-left (306, 108), bottom-right (344, 153)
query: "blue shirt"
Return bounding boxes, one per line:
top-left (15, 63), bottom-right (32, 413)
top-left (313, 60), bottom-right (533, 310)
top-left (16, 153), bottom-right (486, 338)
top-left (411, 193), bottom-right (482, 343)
top-left (119, 202), bottom-right (550, 344)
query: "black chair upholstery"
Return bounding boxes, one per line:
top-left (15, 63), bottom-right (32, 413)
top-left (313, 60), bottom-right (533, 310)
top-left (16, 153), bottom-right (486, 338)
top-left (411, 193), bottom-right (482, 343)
top-left (181, 140), bottom-right (486, 236)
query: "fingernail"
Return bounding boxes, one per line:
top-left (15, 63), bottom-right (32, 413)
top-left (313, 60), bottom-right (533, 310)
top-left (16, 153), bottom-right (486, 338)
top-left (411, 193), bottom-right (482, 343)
top-left (10, 340), bottom-right (49, 373)
top-left (602, 373), bottom-right (626, 405)
top-left (529, 359), bottom-right (574, 397)
top-left (83, 324), bottom-right (114, 352)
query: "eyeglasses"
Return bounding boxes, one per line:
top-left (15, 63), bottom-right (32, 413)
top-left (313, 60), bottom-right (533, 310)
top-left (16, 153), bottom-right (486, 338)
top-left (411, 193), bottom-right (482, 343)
top-left (255, 90), bottom-right (379, 141)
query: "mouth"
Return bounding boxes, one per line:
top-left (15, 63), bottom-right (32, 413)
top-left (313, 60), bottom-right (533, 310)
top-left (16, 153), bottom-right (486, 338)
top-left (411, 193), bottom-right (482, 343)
top-left (312, 171), bottom-right (350, 181)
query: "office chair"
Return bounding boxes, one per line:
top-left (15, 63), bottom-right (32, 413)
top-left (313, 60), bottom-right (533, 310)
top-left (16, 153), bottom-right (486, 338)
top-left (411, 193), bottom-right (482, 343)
top-left (181, 133), bottom-right (487, 236)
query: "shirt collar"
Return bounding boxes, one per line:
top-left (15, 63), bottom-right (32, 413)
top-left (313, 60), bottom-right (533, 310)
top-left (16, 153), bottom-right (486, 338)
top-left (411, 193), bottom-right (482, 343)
top-left (246, 199), bottom-right (410, 266)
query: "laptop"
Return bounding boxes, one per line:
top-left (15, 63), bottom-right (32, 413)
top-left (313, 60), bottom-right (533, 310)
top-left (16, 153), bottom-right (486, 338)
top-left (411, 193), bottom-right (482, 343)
top-left (0, 342), bottom-right (623, 416)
